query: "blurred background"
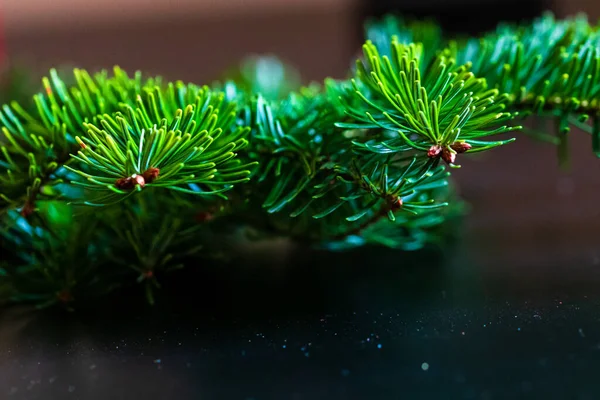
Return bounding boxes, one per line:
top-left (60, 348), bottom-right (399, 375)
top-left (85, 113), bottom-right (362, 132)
top-left (3, 0), bottom-right (597, 84)
top-left (1, 0), bottom-right (600, 283)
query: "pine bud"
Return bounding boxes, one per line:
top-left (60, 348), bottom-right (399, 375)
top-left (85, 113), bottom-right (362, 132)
top-left (195, 211), bottom-right (214, 223)
top-left (115, 177), bottom-right (134, 190)
top-left (441, 147), bottom-right (456, 164)
top-left (20, 201), bottom-right (34, 218)
top-left (57, 290), bottom-right (72, 303)
top-left (386, 194), bottom-right (403, 210)
top-left (427, 144), bottom-right (442, 158)
top-left (143, 167), bottom-right (160, 184)
top-left (450, 141), bottom-right (472, 153)
top-left (115, 174), bottom-right (146, 190)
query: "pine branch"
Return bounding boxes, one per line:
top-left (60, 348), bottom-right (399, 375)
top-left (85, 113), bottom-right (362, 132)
top-left (336, 40), bottom-right (519, 167)
top-left (366, 12), bottom-right (600, 158)
top-left (0, 67), bottom-right (152, 216)
top-left (65, 86), bottom-right (255, 205)
top-left (3, 13), bottom-right (600, 308)
top-left (0, 205), bottom-right (122, 308)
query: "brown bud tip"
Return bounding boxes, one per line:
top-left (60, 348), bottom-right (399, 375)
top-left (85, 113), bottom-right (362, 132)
top-left (116, 174), bottom-right (146, 190)
top-left (385, 194), bottom-right (403, 210)
top-left (142, 167), bottom-right (160, 184)
top-left (20, 201), bottom-right (34, 218)
top-left (115, 177), bottom-right (134, 190)
top-left (57, 290), bottom-right (72, 303)
top-left (441, 147), bottom-right (457, 164)
top-left (427, 144), bottom-right (442, 158)
top-left (80, 142), bottom-right (87, 149)
top-left (450, 141), bottom-right (472, 153)
top-left (195, 211), bottom-right (214, 223)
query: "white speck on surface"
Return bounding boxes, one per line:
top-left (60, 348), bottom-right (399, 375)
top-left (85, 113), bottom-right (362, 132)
top-left (579, 328), bottom-right (585, 338)
top-left (421, 362), bottom-right (429, 371)
top-left (68, 385), bottom-right (75, 393)
top-left (27, 380), bottom-right (40, 390)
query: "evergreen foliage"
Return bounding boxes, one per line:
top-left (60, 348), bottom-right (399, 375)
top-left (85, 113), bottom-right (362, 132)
top-left (1, 12), bottom-right (598, 308)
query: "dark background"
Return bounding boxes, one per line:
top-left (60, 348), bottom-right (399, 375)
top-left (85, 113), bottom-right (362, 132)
top-left (3, 0), bottom-right (600, 399)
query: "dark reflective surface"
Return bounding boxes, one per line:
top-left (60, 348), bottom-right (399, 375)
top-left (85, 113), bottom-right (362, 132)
top-left (2, 207), bottom-right (600, 400)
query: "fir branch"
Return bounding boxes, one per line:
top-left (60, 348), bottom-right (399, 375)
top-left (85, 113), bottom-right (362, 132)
top-left (0, 67), bottom-right (155, 216)
top-left (0, 206), bottom-right (122, 309)
top-left (337, 39), bottom-right (519, 167)
top-left (227, 80), bottom-right (452, 246)
top-left (366, 12), bottom-right (600, 158)
top-left (100, 199), bottom-right (205, 305)
top-left (3, 12), bottom-right (600, 309)
top-left (64, 86), bottom-right (256, 205)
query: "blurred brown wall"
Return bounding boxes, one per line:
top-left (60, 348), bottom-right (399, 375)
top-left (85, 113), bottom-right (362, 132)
top-left (3, 1), bottom-right (362, 84)
top-left (555, 0), bottom-right (600, 19)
